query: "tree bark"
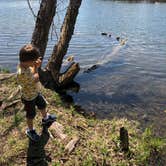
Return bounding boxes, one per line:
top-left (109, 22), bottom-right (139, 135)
top-left (59, 62), bottom-right (80, 86)
top-left (46, 0), bottom-right (82, 83)
top-left (31, 0), bottom-right (57, 58)
top-left (65, 136), bottom-right (80, 154)
top-left (31, 0), bottom-right (82, 89)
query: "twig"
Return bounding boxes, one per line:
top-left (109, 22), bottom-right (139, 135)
top-left (27, 0), bottom-right (37, 18)
top-left (51, 21), bottom-right (59, 41)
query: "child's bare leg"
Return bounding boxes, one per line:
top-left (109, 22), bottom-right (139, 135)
top-left (40, 108), bottom-right (47, 119)
top-left (27, 118), bottom-right (33, 130)
top-left (26, 118), bottom-right (40, 141)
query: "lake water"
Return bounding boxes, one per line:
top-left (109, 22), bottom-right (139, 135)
top-left (1, 0), bottom-right (166, 134)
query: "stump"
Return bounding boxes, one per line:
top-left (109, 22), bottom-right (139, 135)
top-left (120, 127), bottom-right (129, 152)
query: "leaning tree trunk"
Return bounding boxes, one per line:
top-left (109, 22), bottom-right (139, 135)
top-left (31, 0), bottom-right (82, 89)
top-left (46, 0), bottom-right (82, 84)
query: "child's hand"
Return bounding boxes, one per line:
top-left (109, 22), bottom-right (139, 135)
top-left (33, 73), bottom-right (39, 82)
top-left (35, 57), bottom-right (42, 68)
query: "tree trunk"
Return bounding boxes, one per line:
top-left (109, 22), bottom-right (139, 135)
top-left (31, 0), bottom-right (57, 58)
top-left (47, 0), bottom-right (82, 74)
top-left (46, 0), bottom-right (82, 85)
top-left (31, 0), bottom-right (82, 89)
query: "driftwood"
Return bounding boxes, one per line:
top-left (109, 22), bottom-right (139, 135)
top-left (120, 127), bottom-right (129, 152)
top-left (49, 122), bottom-right (79, 154)
top-left (49, 122), bottom-right (67, 141)
top-left (0, 86), bottom-right (20, 111)
top-left (0, 73), bottom-right (16, 81)
top-left (64, 136), bottom-right (80, 154)
top-left (0, 99), bottom-right (20, 111)
top-left (7, 87), bottom-right (20, 101)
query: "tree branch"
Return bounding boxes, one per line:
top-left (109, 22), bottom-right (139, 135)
top-left (27, 0), bottom-right (37, 18)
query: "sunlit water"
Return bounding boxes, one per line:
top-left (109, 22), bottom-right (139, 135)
top-left (1, 0), bottom-right (166, 134)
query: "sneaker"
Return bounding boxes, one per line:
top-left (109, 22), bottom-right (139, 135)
top-left (42, 114), bottom-right (56, 127)
top-left (26, 129), bottom-right (40, 142)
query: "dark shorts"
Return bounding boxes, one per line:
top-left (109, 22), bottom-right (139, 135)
top-left (21, 94), bottom-right (47, 119)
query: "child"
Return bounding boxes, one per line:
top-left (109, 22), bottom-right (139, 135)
top-left (17, 44), bottom-right (56, 142)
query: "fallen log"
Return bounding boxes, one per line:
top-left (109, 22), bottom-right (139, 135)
top-left (0, 99), bottom-right (20, 111)
top-left (65, 136), bottom-right (80, 154)
top-left (7, 87), bottom-right (20, 101)
top-left (49, 122), bottom-right (67, 141)
top-left (0, 73), bottom-right (16, 81)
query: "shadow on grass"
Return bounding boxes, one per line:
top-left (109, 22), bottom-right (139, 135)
top-left (27, 127), bottom-right (51, 166)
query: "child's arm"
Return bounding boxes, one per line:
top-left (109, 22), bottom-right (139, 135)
top-left (33, 73), bottom-right (40, 82)
top-left (32, 57), bottom-right (42, 82)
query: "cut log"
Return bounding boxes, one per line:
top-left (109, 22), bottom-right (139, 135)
top-left (65, 136), bottom-right (80, 154)
top-left (49, 122), bottom-right (67, 141)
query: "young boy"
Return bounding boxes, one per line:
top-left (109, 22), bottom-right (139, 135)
top-left (17, 44), bottom-right (56, 142)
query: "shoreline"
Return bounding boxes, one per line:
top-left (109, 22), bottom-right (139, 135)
top-left (0, 73), bottom-right (165, 165)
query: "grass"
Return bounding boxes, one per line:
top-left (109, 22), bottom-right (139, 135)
top-left (0, 75), bottom-right (165, 165)
top-left (0, 67), bottom-right (10, 73)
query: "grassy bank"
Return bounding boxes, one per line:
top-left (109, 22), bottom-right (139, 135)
top-left (0, 74), bottom-right (166, 166)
